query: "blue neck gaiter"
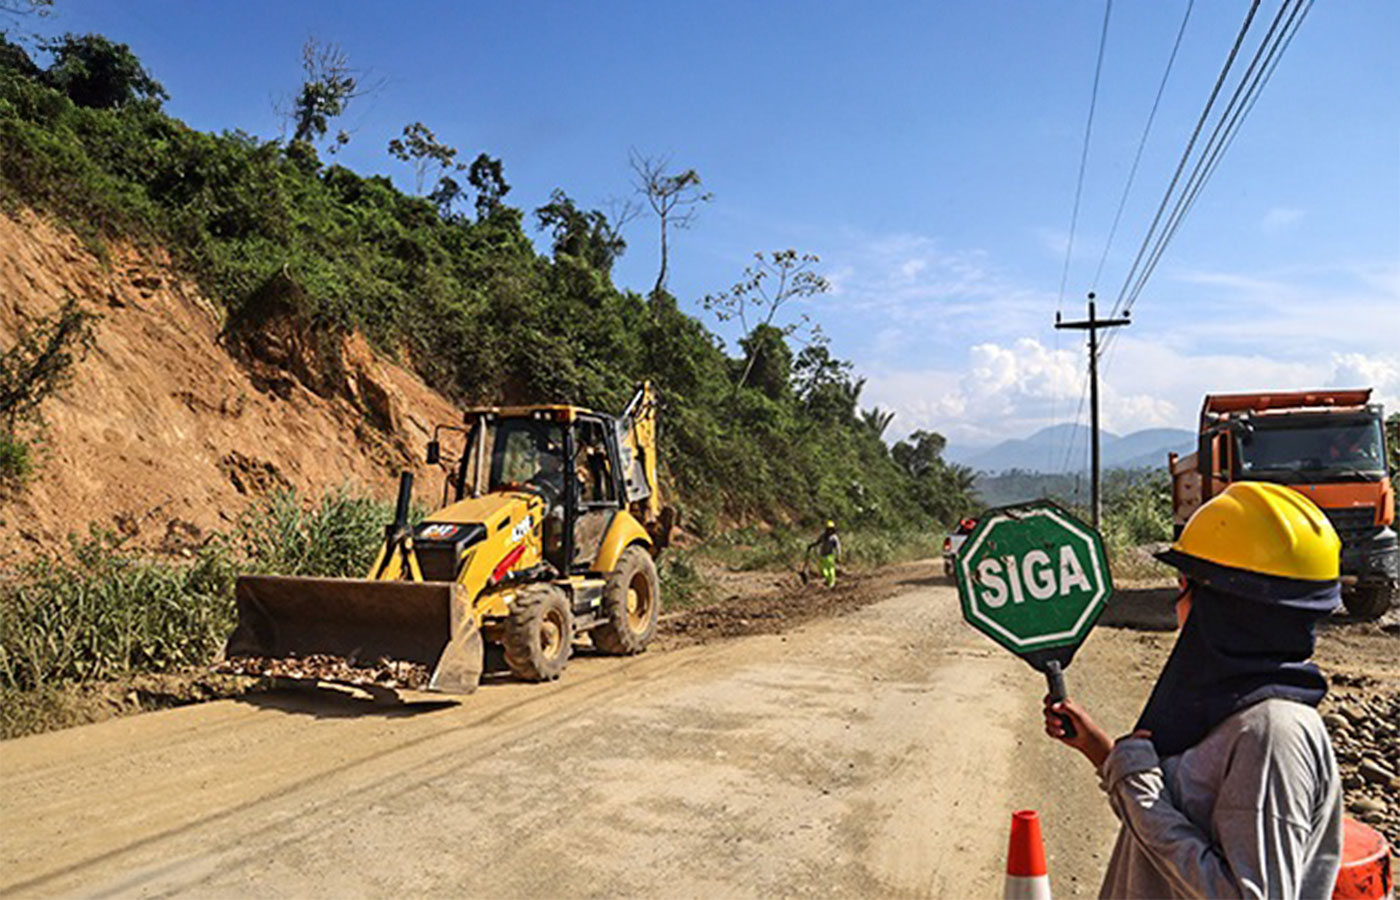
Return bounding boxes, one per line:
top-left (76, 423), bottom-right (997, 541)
top-left (1134, 583), bottom-right (1330, 758)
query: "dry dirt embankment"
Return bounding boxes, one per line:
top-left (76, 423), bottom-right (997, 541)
top-left (0, 210), bottom-right (458, 559)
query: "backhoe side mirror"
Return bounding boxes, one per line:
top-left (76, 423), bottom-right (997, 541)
top-left (426, 440), bottom-right (441, 465)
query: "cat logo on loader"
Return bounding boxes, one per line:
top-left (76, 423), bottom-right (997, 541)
top-left (225, 383), bottom-right (676, 693)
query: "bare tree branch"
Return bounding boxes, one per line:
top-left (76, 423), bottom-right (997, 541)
top-left (629, 149), bottom-right (712, 297)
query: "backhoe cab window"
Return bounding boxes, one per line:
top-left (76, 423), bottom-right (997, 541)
top-left (1236, 418), bottom-right (1386, 479)
top-left (574, 419), bottom-right (617, 505)
top-left (489, 419), bottom-right (565, 499)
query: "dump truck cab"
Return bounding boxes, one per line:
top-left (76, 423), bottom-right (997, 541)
top-left (1169, 389), bottom-right (1397, 618)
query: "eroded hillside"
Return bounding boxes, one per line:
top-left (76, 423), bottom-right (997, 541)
top-left (0, 210), bottom-right (459, 558)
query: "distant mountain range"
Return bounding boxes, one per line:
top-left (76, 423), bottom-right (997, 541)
top-left (946, 424), bottom-right (1194, 474)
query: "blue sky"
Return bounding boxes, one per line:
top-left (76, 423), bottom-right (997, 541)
top-left (23, 1), bottom-right (1400, 460)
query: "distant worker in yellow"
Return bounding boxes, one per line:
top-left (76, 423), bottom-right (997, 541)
top-left (1044, 482), bottom-right (1343, 898)
top-left (808, 520), bottom-right (841, 588)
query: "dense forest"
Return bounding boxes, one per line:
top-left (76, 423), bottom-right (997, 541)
top-left (0, 31), bottom-right (977, 533)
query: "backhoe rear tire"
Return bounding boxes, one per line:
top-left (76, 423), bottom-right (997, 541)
top-left (592, 545), bottom-right (660, 655)
top-left (1344, 584), bottom-right (1394, 620)
top-left (504, 584), bottom-right (573, 681)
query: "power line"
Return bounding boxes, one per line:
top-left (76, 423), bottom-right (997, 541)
top-left (1092, 0), bottom-right (1195, 292)
top-left (1058, 360), bottom-right (1092, 475)
top-left (1056, 0), bottom-right (1115, 313)
top-left (1109, 0), bottom-right (1262, 319)
top-left (1114, 0), bottom-right (1310, 316)
top-left (1122, 0), bottom-right (1312, 315)
top-left (1049, 0), bottom-right (1113, 471)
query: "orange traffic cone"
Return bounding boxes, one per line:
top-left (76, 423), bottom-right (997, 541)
top-left (1004, 809), bottom-right (1051, 899)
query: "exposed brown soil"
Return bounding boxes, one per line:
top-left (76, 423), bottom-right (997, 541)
top-left (658, 560), bottom-right (936, 647)
top-left (0, 209), bottom-right (460, 561)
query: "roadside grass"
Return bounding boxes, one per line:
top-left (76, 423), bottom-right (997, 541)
top-left (0, 487), bottom-right (393, 738)
top-left (1, 486), bottom-right (939, 737)
top-left (693, 525), bottom-right (934, 578)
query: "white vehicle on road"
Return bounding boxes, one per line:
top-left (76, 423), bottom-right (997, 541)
top-left (942, 517), bottom-right (979, 577)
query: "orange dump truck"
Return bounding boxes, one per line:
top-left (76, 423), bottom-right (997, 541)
top-left (1169, 389), bottom-right (1396, 619)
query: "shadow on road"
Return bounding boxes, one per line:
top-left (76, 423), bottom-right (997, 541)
top-left (236, 682), bottom-right (461, 719)
top-left (1099, 586), bottom-right (1178, 632)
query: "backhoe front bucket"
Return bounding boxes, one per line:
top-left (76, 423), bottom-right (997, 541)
top-left (226, 575), bottom-right (483, 693)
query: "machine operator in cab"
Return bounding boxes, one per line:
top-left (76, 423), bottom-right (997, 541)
top-left (1044, 481), bottom-right (1344, 899)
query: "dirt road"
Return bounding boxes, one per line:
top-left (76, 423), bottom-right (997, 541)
top-left (0, 567), bottom-right (1181, 897)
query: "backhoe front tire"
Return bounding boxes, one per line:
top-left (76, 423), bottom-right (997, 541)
top-left (504, 584), bottom-right (573, 681)
top-left (593, 545), bottom-right (660, 655)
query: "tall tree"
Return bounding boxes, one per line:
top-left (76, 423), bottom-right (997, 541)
top-left (861, 407), bottom-right (896, 439)
top-left (629, 151), bottom-right (711, 296)
top-left (0, 0), bottom-right (52, 15)
top-left (736, 324), bottom-right (793, 400)
top-left (892, 430), bottom-right (949, 478)
top-left (287, 38), bottom-right (368, 151)
top-left (0, 0), bottom-right (51, 41)
top-left (704, 249), bottom-right (830, 393)
top-left (534, 190), bottom-right (626, 274)
top-left (387, 121), bottom-right (463, 195)
top-left (466, 153), bottom-right (510, 219)
top-left (40, 33), bottom-right (167, 109)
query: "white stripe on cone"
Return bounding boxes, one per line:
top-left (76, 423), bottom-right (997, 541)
top-left (1003, 873), bottom-right (1051, 900)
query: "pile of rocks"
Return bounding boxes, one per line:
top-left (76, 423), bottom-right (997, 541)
top-left (217, 654), bottom-right (431, 690)
top-left (1322, 676), bottom-right (1399, 848)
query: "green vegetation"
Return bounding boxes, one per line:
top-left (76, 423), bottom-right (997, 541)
top-left (697, 524), bottom-right (931, 576)
top-left (0, 432), bottom-right (31, 484)
top-left (966, 467), bottom-right (1175, 580)
top-left (0, 487), bottom-right (396, 735)
top-left (0, 296), bottom-right (98, 487)
top-left (0, 32), bottom-right (980, 734)
top-left (0, 32), bottom-right (975, 533)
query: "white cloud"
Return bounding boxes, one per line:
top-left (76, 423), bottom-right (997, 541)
top-left (821, 232), bottom-right (1052, 345)
top-left (1329, 352), bottom-right (1400, 412)
top-left (864, 337), bottom-right (1400, 457)
top-left (817, 228), bottom-right (1398, 458)
top-left (1260, 207), bottom-right (1304, 234)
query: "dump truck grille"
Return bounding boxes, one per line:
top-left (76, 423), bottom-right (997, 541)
top-left (1320, 507), bottom-right (1377, 541)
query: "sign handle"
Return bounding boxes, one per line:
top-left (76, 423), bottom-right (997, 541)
top-left (1044, 660), bottom-right (1077, 740)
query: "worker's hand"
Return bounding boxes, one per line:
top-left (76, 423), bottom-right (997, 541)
top-left (1043, 694), bottom-right (1113, 770)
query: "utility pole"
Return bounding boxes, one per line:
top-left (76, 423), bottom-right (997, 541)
top-left (1055, 293), bottom-right (1130, 530)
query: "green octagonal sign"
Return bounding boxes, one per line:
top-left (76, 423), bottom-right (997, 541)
top-left (956, 500), bottom-right (1112, 665)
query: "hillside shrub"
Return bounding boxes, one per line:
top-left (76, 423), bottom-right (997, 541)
top-left (0, 36), bottom-right (978, 532)
top-left (0, 432), bottom-right (32, 485)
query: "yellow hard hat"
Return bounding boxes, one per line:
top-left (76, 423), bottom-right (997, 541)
top-left (1156, 481), bottom-right (1341, 607)
top-left (826, 520), bottom-right (835, 529)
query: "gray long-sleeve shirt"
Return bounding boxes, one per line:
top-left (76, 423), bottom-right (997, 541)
top-left (1097, 698), bottom-right (1343, 899)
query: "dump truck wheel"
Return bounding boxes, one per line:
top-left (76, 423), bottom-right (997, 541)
top-left (592, 545), bottom-right (659, 655)
top-left (1344, 584), bottom-right (1394, 620)
top-left (504, 584), bottom-right (573, 681)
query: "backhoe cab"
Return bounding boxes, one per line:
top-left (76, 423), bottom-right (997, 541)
top-left (225, 383), bottom-right (675, 692)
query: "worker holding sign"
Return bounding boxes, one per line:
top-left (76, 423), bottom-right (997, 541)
top-left (1044, 482), bottom-right (1344, 899)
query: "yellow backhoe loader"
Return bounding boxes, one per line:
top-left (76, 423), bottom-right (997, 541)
top-left (224, 383), bottom-right (675, 693)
